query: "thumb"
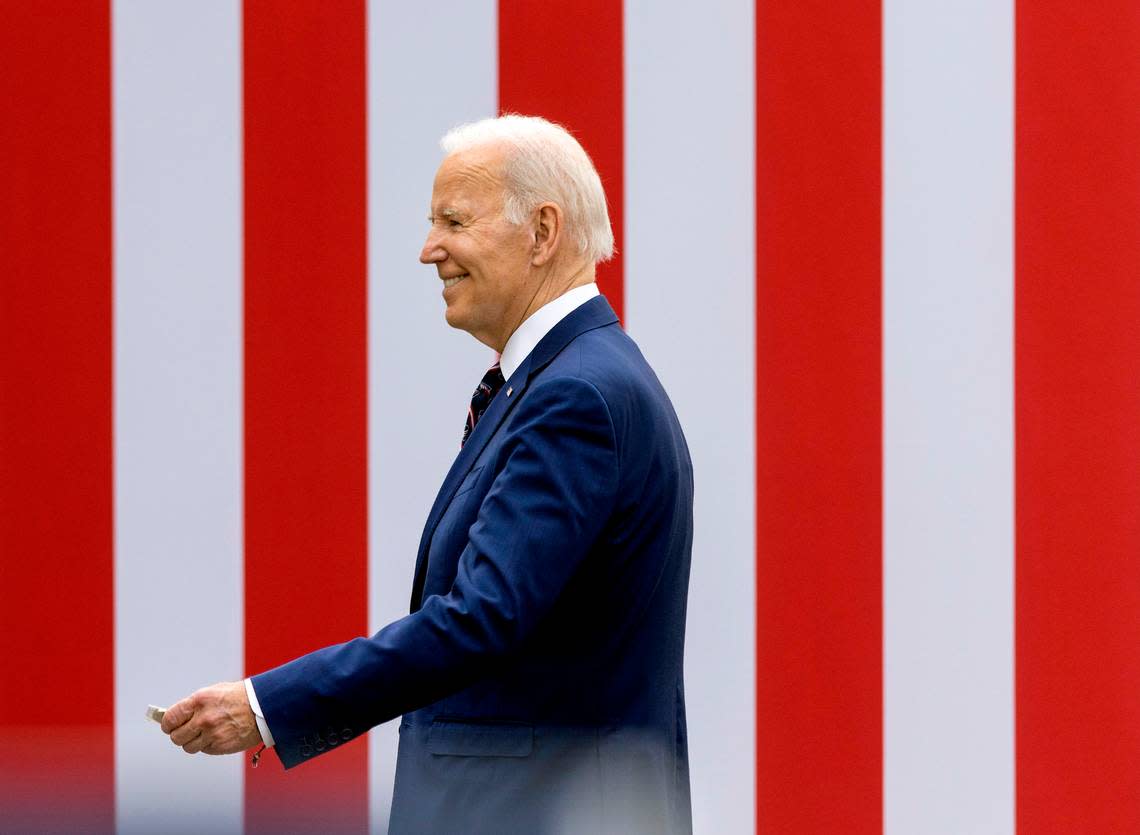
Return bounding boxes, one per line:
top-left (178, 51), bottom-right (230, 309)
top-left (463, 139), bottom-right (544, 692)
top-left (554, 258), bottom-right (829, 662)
top-left (160, 696), bottom-right (197, 735)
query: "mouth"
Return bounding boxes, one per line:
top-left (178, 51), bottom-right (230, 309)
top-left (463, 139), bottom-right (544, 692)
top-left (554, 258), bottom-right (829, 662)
top-left (442, 274), bottom-right (469, 289)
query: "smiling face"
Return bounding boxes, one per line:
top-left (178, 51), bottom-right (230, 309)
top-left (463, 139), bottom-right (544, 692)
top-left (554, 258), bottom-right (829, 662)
top-left (420, 144), bottom-right (537, 351)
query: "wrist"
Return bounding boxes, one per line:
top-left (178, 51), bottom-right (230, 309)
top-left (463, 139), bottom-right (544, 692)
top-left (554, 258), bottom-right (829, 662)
top-left (244, 678), bottom-right (275, 747)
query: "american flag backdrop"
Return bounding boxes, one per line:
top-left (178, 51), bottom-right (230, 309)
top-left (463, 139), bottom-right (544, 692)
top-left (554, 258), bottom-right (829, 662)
top-left (1, 1), bottom-right (1138, 833)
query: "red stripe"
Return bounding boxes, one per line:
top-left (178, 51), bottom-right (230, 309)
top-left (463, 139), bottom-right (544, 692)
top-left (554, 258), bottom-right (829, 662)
top-left (754, 2), bottom-right (882, 832)
top-left (498, 0), bottom-right (624, 320)
top-left (243, 2), bottom-right (369, 831)
top-left (0, 5), bottom-right (114, 831)
top-left (1016, 3), bottom-right (1140, 831)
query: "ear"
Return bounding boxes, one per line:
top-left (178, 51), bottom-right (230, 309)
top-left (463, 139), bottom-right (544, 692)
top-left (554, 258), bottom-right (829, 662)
top-left (530, 202), bottom-right (563, 266)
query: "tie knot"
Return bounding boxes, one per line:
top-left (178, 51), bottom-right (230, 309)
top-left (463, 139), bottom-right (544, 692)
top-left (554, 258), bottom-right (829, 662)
top-left (478, 362), bottom-right (506, 397)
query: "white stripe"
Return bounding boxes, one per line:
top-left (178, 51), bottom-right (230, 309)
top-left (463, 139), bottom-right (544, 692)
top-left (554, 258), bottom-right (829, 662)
top-left (113, 2), bottom-right (244, 833)
top-left (882, 2), bottom-right (1014, 832)
top-left (367, 2), bottom-right (498, 832)
top-left (624, 2), bottom-right (756, 831)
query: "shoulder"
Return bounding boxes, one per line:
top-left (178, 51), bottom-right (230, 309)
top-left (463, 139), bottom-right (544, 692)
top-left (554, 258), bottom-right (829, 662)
top-left (543, 323), bottom-right (672, 418)
top-left (546, 322), bottom-right (654, 387)
top-left (510, 370), bottom-right (616, 440)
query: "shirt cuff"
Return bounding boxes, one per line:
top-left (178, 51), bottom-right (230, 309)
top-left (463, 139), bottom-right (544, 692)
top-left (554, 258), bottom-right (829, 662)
top-left (244, 677), bottom-right (275, 748)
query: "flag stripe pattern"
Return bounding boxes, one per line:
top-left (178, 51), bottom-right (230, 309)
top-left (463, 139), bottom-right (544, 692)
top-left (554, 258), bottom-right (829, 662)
top-left (1016, 2), bottom-right (1140, 832)
top-left (242, 2), bottom-right (370, 832)
top-left (2, 3), bottom-right (1138, 833)
top-left (113, 2), bottom-right (245, 832)
top-left (882, 2), bottom-right (1015, 833)
top-left (1, 6), bottom-right (115, 833)
top-left (755, 2), bottom-right (882, 832)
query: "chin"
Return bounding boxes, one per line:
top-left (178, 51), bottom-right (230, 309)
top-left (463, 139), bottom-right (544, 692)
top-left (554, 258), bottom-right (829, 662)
top-left (443, 305), bottom-right (463, 328)
top-left (444, 306), bottom-right (479, 339)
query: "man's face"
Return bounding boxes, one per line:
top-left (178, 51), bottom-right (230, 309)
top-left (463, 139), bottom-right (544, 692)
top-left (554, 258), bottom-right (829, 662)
top-left (420, 145), bottom-right (534, 350)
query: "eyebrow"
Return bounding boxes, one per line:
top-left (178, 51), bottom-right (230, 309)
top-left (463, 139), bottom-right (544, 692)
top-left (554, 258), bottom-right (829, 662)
top-left (428, 207), bottom-right (462, 222)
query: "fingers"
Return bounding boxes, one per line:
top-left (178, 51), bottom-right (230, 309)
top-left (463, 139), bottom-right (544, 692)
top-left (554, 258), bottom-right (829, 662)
top-left (169, 720), bottom-right (201, 748)
top-left (163, 690), bottom-right (206, 752)
top-left (181, 730), bottom-right (207, 755)
top-left (161, 681), bottom-right (260, 757)
top-left (160, 693), bottom-right (198, 735)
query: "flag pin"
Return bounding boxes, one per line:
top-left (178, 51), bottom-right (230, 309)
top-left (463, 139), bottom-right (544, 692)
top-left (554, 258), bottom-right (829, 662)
top-left (506, 386), bottom-right (513, 397)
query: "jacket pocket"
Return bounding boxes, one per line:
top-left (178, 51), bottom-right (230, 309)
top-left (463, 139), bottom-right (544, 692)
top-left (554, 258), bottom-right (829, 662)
top-left (426, 719), bottom-right (533, 758)
top-left (451, 465), bottom-right (485, 499)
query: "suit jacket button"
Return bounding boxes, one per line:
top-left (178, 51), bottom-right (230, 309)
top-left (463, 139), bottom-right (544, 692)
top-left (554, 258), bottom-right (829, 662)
top-left (300, 744), bottom-right (313, 757)
top-left (315, 739), bottom-right (326, 752)
top-left (341, 728), bottom-right (352, 741)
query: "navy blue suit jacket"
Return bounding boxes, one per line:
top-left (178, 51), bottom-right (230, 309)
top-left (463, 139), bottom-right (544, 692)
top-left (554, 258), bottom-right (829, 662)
top-left (252, 296), bottom-right (695, 833)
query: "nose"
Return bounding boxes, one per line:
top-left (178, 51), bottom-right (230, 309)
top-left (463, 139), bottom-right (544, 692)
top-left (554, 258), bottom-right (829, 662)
top-left (420, 227), bottom-right (445, 265)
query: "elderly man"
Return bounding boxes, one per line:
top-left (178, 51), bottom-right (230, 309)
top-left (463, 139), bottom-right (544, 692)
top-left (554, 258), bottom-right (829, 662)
top-left (162, 115), bottom-right (694, 834)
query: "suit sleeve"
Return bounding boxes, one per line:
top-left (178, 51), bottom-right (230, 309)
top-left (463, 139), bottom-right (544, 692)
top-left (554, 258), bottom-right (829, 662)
top-left (250, 375), bottom-right (619, 768)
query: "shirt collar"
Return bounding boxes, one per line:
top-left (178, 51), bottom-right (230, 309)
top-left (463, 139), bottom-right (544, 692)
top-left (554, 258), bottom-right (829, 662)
top-left (499, 283), bottom-right (600, 381)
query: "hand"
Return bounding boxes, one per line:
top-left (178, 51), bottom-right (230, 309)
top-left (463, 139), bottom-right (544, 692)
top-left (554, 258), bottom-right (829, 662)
top-left (161, 680), bottom-right (262, 756)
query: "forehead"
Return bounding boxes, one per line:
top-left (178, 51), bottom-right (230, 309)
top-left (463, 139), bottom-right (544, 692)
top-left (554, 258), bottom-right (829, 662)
top-left (431, 145), bottom-right (508, 210)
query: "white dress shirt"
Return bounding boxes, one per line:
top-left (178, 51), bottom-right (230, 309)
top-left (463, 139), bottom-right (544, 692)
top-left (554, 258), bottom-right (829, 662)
top-left (498, 282), bottom-right (599, 380)
top-left (244, 282), bottom-right (602, 748)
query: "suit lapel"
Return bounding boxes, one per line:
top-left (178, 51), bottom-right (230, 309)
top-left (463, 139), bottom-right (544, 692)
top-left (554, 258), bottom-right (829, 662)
top-left (408, 296), bottom-right (619, 611)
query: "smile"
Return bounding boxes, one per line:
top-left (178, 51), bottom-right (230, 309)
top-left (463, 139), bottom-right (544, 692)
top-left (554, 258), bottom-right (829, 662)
top-left (442, 274), bottom-right (468, 289)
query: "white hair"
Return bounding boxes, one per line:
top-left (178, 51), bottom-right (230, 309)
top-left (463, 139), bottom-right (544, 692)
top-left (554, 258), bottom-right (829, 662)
top-left (440, 114), bottom-right (615, 264)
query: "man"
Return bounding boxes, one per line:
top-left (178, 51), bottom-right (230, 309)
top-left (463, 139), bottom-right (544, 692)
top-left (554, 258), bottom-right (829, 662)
top-left (162, 115), bottom-right (694, 834)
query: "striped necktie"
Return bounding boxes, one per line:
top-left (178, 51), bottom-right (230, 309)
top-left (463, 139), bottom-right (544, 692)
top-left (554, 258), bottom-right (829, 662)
top-left (462, 361), bottom-right (506, 447)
